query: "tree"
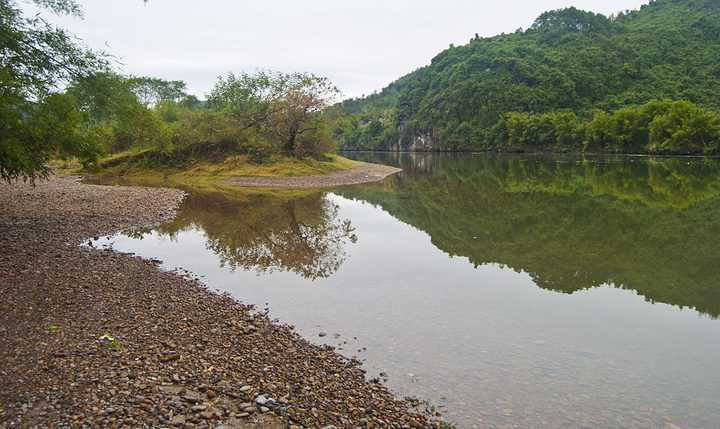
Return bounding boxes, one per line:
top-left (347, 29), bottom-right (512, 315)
top-left (179, 94), bottom-right (201, 110)
top-left (648, 100), bottom-right (720, 152)
top-left (270, 73), bottom-right (341, 157)
top-left (127, 76), bottom-right (187, 107)
top-left (0, 0), bottom-right (105, 182)
top-left (66, 72), bottom-right (137, 123)
top-left (66, 71), bottom-right (164, 153)
top-left (207, 70), bottom-right (341, 159)
top-left (205, 70), bottom-right (285, 127)
top-left (533, 7), bottom-right (611, 34)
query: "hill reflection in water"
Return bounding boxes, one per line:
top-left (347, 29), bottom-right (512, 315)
top-left (338, 152), bottom-right (720, 318)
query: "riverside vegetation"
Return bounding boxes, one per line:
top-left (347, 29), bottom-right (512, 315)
top-left (1, 0), bottom-right (346, 183)
top-left (6, 0), bottom-right (720, 186)
top-left (58, 68), bottom-right (347, 182)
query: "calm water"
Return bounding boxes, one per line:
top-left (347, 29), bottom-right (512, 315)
top-left (92, 153), bottom-right (720, 428)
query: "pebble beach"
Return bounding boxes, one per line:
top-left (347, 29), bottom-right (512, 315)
top-left (0, 172), bottom-right (436, 429)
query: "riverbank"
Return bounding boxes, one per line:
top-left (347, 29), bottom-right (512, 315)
top-left (0, 173), bottom-right (436, 428)
top-left (219, 162), bottom-right (402, 189)
top-left (97, 153), bottom-right (371, 188)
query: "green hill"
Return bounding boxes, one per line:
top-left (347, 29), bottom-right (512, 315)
top-left (339, 0), bottom-right (720, 154)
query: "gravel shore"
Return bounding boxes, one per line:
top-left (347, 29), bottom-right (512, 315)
top-left (0, 173), bottom-right (436, 428)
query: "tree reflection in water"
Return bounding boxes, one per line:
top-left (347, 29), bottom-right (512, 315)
top-left (152, 187), bottom-right (356, 280)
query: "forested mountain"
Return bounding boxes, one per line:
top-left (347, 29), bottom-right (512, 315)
top-left (339, 0), bottom-right (720, 154)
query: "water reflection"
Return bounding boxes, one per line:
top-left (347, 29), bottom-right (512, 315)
top-left (92, 154), bottom-right (720, 428)
top-left (339, 152), bottom-right (720, 318)
top-left (130, 188), bottom-right (356, 280)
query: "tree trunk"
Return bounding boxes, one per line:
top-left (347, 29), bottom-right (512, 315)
top-left (284, 130), bottom-right (297, 156)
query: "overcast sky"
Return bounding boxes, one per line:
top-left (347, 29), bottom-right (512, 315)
top-left (26, 0), bottom-right (649, 100)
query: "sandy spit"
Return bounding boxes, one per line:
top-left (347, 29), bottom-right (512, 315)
top-left (219, 161), bottom-right (402, 189)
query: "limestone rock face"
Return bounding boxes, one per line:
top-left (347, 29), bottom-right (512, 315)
top-left (391, 131), bottom-right (436, 151)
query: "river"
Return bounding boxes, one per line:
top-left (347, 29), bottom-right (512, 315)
top-left (92, 152), bottom-right (720, 428)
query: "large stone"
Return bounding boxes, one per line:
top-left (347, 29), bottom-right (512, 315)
top-left (171, 415), bottom-right (186, 427)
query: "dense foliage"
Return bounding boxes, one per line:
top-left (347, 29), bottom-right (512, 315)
top-left (339, 0), bottom-right (720, 154)
top-left (495, 99), bottom-right (720, 153)
top-left (205, 70), bottom-right (340, 160)
top-left (1, 0), bottom-right (341, 181)
top-left (72, 69), bottom-right (342, 169)
top-left (0, 0), bottom-right (105, 182)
